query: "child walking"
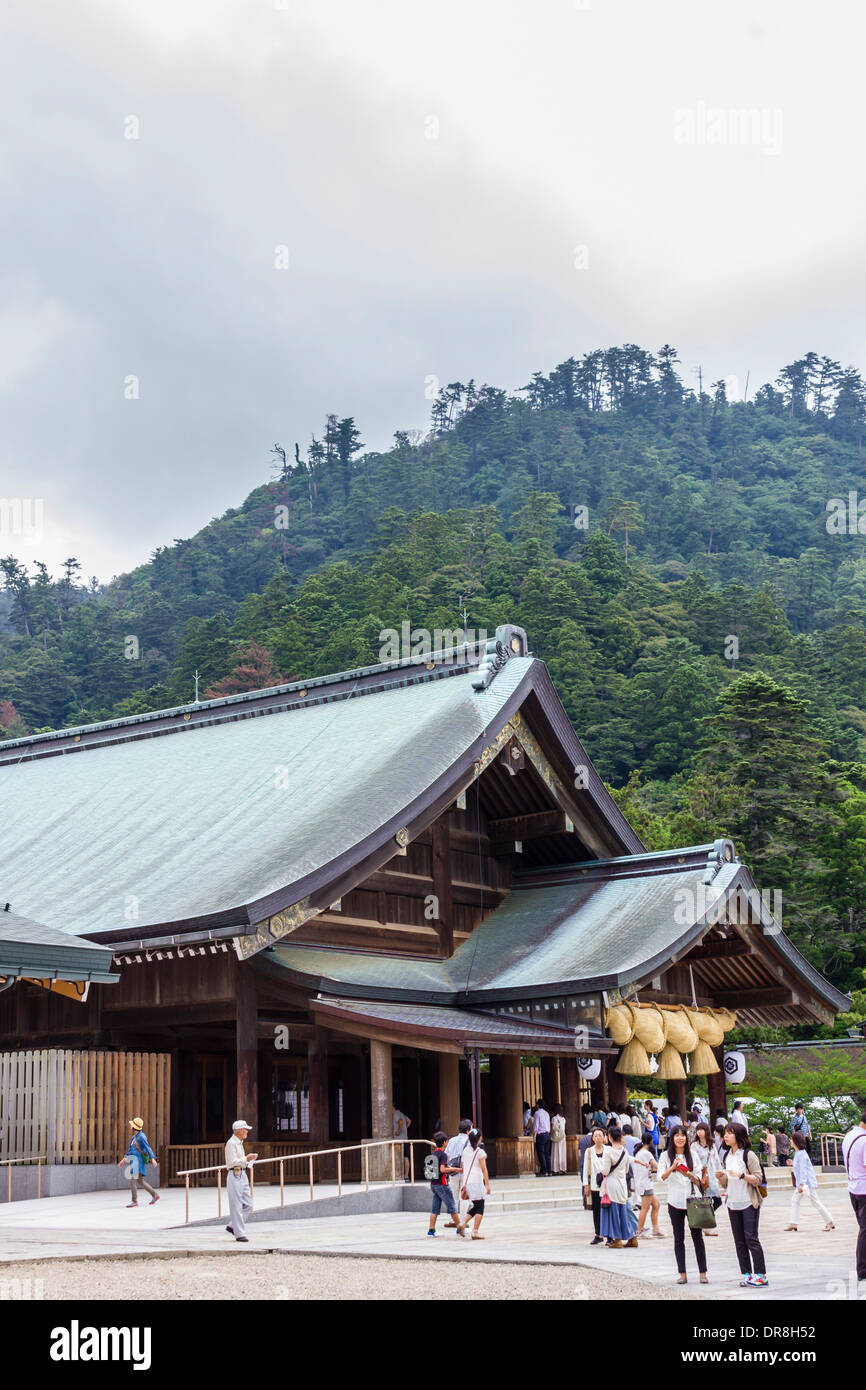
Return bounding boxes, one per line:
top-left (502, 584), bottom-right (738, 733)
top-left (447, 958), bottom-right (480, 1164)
top-left (426, 1131), bottom-right (465, 1236)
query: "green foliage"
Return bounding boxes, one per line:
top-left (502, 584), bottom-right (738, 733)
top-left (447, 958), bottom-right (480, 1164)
top-left (743, 1047), bottom-right (866, 1131)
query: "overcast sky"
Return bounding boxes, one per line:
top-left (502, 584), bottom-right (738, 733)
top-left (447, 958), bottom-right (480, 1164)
top-left (1, 0), bottom-right (864, 580)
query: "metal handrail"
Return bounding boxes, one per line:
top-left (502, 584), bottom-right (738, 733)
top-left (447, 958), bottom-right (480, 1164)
top-left (1, 1156), bottom-right (46, 1202)
top-left (176, 1138), bottom-right (434, 1224)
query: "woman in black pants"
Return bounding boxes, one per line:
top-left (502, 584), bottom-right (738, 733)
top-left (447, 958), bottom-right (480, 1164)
top-left (582, 1126), bottom-right (608, 1245)
top-left (659, 1125), bottom-right (708, 1285)
top-left (715, 1122), bottom-right (768, 1288)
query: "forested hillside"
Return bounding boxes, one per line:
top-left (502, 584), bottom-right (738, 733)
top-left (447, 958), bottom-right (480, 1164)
top-left (2, 344), bottom-right (866, 1005)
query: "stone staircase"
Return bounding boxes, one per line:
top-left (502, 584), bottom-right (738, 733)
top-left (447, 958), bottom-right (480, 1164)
top-left (478, 1166), bottom-right (849, 1217)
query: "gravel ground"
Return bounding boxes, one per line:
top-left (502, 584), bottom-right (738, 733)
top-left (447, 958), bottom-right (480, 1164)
top-left (3, 1252), bottom-right (699, 1300)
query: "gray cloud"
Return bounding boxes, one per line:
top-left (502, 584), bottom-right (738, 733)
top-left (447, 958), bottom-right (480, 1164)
top-left (1, 0), bottom-right (864, 579)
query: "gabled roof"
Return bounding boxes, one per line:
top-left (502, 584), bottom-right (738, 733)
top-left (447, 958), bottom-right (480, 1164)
top-left (0, 628), bottom-right (641, 945)
top-left (253, 846), bottom-right (730, 1002)
top-left (253, 845), bottom-right (850, 1021)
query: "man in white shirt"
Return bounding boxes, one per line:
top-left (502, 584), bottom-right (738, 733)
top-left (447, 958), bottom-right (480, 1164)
top-left (444, 1119), bottom-right (473, 1223)
top-left (532, 1098), bottom-right (552, 1176)
top-left (731, 1100), bottom-right (750, 1132)
top-left (225, 1120), bottom-right (257, 1242)
top-left (393, 1103), bottom-right (412, 1179)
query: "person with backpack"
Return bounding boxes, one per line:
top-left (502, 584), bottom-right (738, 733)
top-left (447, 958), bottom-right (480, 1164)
top-left (715, 1121), bottom-right (768, 1288)
top-left (119, 1116), bottom-right (160, 1208)
top-left (426, 1131), bottom-right (466, 1237)
top-left (460, 1128), bottom-right (491, 1239)
top-left (550, 1104), bottom-right (567, 1174)
top-left (784, 1130), bottom-right (834, 1232)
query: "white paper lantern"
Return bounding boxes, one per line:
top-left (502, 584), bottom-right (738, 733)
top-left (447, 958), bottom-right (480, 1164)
top-left (576, 1056), bottom-right (602, 1080)
top-left (723, 1050), bottom-right (746, 1085)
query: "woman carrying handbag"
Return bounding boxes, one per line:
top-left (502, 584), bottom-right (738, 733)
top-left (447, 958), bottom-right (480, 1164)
top-left (659, 1125), bottom-right (710, 1284)
top-left (598, 1125), bottom-right (638, 1248)
top-left (459, 1129), bottom-right (491, 1239)
top-left (692, 1121), bottom-right (722, 1235)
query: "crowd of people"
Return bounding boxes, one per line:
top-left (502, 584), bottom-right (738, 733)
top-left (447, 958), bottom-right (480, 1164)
top-left (572, 1095), bottom-right (847, 1286)
top-left (513, 1094), bottom-right (863, 1287)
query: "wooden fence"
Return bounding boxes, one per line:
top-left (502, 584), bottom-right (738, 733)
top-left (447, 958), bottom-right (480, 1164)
top-left (0, 1050), bottom-right (170, 1164)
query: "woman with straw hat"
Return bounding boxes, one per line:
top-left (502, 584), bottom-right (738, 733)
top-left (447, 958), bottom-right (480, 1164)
top-left (119, 1117), bottom-right (159, 1208)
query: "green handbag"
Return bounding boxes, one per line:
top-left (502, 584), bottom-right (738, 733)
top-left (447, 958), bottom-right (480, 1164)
top-left (686, 1195), bottom-right (717, 1230)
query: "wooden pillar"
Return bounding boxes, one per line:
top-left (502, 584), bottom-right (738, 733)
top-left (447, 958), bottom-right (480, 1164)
top-left (707, 1046), bottom-right (727, 1119)
top-left (235, 966), bottom-right (258, 1129)
top-left (490, 1054), bottom-right (523, 1136)
top-left (667, 1079), bottom-right (687, 1117)
top-left (438, 1053), bottom-right (460, 1135)
top-left (308, 1027), bottom-right (329, 1147)
top-left (430, 816), bottom-right (454, 956)
top-left (369, 1039), bottom-right (392, 1179)
top-left (560, 1057), bottom-right (582, 1133)
top-left (540, 1057), bottom-right (560, 1106)
top-left (607, 1058), bottom-right (627, 1111)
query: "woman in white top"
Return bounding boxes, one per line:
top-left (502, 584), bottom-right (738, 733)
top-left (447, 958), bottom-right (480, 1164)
top-left (714, 1122), bottom-right (768, 1288)
top-left (659, 1125), bottom-right (708, 1284)
top-left (582, 1126), bottom-right (609, 1246)
top-left (691, 1121), bottom-right (721, 1236)
top-left (459, 1129), bottom-right (490, 1240)
top-left (785, 1130), bottom-right (834, 1232)
top-left (633, 1132), bottom-right (662, 1239)
top-left (598, 1125), bottom-right (638, 1248)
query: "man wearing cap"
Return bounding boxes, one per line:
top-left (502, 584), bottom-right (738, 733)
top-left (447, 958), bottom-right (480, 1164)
top-left (225, 1120), bottom-right (257, 1242)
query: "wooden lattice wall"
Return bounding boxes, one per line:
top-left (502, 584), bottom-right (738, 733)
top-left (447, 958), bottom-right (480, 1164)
top-left (0, 1049), bottom-right (170, 1163)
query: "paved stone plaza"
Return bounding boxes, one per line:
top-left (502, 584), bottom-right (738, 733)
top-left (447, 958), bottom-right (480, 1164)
top-left (0, 1179), bottom-right (861, 1301)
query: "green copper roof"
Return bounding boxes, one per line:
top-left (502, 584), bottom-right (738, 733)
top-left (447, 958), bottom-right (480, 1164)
top-left (0, 658), bottom-right (536, 939)
top-left (256, 855), bottom-right (739, 1001)
top-left (0, 909), bottom-right (117, 982)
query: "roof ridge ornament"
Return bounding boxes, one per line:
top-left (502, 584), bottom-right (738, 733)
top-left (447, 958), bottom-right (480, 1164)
top-left (472, 625), bottom-right (529, 691)
top-left (702, 837), bottom-right (737, 885)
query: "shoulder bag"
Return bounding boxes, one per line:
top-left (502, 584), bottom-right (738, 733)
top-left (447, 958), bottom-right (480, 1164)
top-left (746, 1149), bottom-right (767, 1204)
top-left (686, 1194), bottom-right (717, 1230)
top-left (460, 1147), bottom-right (479, 1202)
